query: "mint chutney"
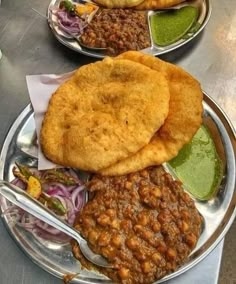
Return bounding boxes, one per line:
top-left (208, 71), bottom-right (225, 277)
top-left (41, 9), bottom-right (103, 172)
top-left (168, 125), bottom-right (223, 200)
top-left (150, 6), bottom-right (199, 46)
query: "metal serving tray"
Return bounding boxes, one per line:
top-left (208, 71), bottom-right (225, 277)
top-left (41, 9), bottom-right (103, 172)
top-left (0, 92), bottom-right (236, 283)
top-left (47, 0), bottom-right (211, 59)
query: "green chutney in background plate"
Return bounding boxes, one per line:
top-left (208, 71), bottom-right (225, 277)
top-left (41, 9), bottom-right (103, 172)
top-left (150, 6), bottom-right (199, 46)
top-left (168, 125), bottom-right (223, 200)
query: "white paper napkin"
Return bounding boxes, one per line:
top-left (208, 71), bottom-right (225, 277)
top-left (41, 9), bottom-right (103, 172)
top-left (26, 71), bottom-right (75, 170)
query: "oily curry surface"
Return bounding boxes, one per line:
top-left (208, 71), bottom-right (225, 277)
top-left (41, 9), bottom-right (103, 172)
top-left (72, 166), bottom-right (202, 283)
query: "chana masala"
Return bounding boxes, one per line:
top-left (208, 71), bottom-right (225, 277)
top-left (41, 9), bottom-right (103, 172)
top-left (72, 166), bottom-right (202, 283)
top-left (80, 9), bottom-right (151, 56)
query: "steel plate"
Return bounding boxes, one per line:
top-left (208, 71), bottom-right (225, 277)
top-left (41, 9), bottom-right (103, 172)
top-left (47, 0), bottom-right (211, 59)
top-left (0, 92), bottom-right (236, 283)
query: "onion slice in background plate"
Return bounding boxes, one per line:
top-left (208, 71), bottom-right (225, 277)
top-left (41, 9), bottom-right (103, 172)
top-left (49, 1), bottom-right (98, 39)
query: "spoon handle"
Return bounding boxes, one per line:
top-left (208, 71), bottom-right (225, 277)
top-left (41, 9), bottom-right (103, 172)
top-left (0, 180), bottom-right (85, 243)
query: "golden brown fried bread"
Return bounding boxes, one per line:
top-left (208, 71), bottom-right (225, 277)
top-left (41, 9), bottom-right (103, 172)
top-left (93, 0), bottom-right (144, 8)
top-left (100, 51), bottom-right (203, 176)
top-left (135, 0), bottom-right (185, 10)
top-left (40, 57), bottom-right (170, 171)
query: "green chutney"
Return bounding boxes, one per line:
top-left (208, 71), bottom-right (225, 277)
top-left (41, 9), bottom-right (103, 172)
top-left (150, 6), bottom-right (199, 46)
top-left (168, 125), bottom-right (223, 200)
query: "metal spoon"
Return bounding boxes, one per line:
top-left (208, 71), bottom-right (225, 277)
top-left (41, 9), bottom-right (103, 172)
top-left (0, 180), bottom-right (112, 268)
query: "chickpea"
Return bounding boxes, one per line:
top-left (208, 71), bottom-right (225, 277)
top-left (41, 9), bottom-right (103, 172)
top-left (88, 230), bottom-right (99, 245)
top-left (196, 214), bottom-right (202, 224)
top-left (170, 194), bottom-right (177, 202)
top-left (111, 219), bottom-right (120, 230)
top-left (98, 232), bottom-right (110, 246)
top-left (157, 211), bottom-right (172, 224)
top-left (139, 35), bottom-right (144, 42)
top-left (138, 213), bottom-right (149, 226)
top-left (118, 268), bottom-right (129, 280)
top-left (118, 40), bottom-right (124, 49)
top-left (185, 233), bottom-right (197, 248)
top-left (140, 169), bottom-right (149, 177)
top-left (183, 192), bottom-right (193, 204)
top-left (106, 209), bottom-right (116, 218)
top-left (152, 222), bottom-right (161, 233)
top-left (97, 214), bottom-right (110, 226)
top-left (111, 235), bottom-right (122, 248)
top-left (172, 209), bottom-right (180, 218)
top-left (126, 237), bottom-right (139, 250)
top-left (160, 202), bottom-right (167, 209)
top-left (152, 187), bottom-right (162, 198)
top-left (141, 261), bottom-right (152, 273)
top-left (134, 251), bottom-right (146, 261)
top-left (124, 181), bottom-right (132, 190)
top-left (157, 242), bottom-right (167, 253)
top-left (166, 248), bottom-right (177, 261)
top-left (109, 34), bottom-right (116, 41)
top-left (131, 174), bottom-right (139, 182)
top-left (142, 230), bottom-right (154, 240)
top-left (101, 246), bottom-right (116, 259)
top-left (152, 252), bottom-right (162, 263)
top-left (139, 186), bottom-right (150, 197)
top-left (121, 220), bottom-right (132, 231)
top-left (166, 261), bottom-right (175, 270)
top-left (181, 221), bottom-right (189, 232)
top-left (83, 217), bottom-right (95, 227)
top-left (100, 41), bottom-right (107, 48)
top-left (104, 200), bottom-right (111, 207)
top-left (140, 180), bottom-right (147, 187)
top-left (134, 224), bottom-right (143, 233)
top-left (89, 32), bottom-right (96, 39)
top-left (90, 39), bottom-right (96, 46)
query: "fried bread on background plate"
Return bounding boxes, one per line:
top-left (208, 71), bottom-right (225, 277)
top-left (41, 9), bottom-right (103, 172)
top-left (40, 57), bottom-right (170, 171)
top-left (93, 0), bottom-right (145, 8)
top-left (100, 51), bottom-right (203, 176)
top-left (135, 0), bottom-right (185, 10)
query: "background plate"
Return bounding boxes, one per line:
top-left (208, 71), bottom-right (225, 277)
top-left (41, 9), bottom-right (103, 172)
top-left (0, 92), bottom-right (236, 283)
top-left (47, 0), bottom-right (212, 59)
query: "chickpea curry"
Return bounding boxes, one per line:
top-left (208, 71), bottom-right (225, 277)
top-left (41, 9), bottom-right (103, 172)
top-left (72, 166), bottom-right (202, 283)
top-left (80, 9), bottom-right (151, 56)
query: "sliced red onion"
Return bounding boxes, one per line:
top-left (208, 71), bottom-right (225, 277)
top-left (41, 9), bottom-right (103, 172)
top-left (11, 178), bottom-right (26, 189)
top-left (35, 219), bottom-right (63, 235)
top-left (17, 221), bottom-right (35, 230)
top-left (54, 195), bottom-right (68, 211)
top-left (56, 10), bottom-right (87, 35)
top-left (50, 7), bottom-right (59, 14)
top-left (32, 228), bottom-right (71, 243)
top-left (67, 169), bottom-right (83, 184)
top-left (71, 185), bottom-right (85, 211)
top-left (9, 168), bottom-right (86, 243)
top-left (46, 183), bottom-right (71, 198)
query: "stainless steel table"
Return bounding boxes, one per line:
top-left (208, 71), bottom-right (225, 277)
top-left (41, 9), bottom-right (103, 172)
top-left (0, 0), bottom-right (235, 283)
